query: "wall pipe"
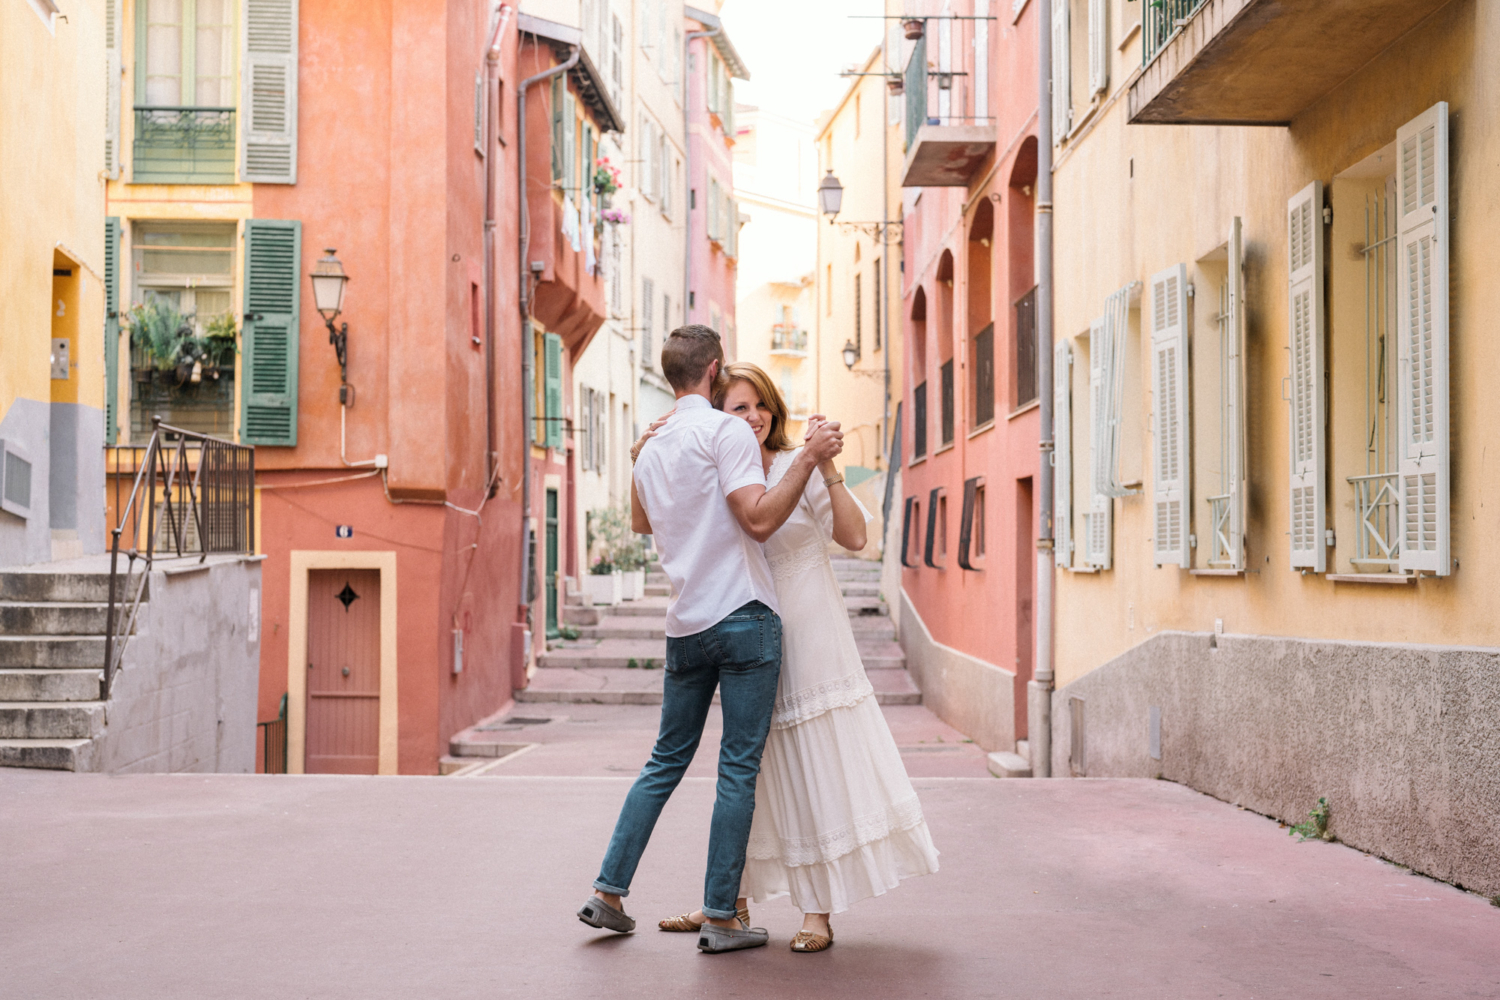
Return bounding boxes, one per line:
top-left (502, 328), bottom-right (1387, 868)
top-left (483, 3), bottom-right (514, 496)
top-left (516, 40), bottom-right (581, 619)
top-left (684, 25), bottom-right (721, 329)
top-left (1029, 0), bottom-right (1056, 777)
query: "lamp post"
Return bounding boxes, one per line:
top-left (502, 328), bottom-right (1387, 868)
top-left (309, 249), bottom-right (351, 404)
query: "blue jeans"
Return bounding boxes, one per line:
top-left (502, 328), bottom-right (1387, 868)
top-left (594, 600), bottom-right (782, 920)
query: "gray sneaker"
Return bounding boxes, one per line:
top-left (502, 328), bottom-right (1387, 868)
top-left (578, 895), bottom-right (636, 933)
top-left (697, 919), bottom-right (769, 953)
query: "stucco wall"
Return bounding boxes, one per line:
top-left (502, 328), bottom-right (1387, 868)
top-left (1049, 630), bottom-right (1500, 896)
top-left (97, 556), bottom-right (263, 773)
top-left (899, 587), bottom-right (1016, 752)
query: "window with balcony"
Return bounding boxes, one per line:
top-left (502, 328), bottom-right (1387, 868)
top-left (133, 0), bottom-right (236, 184)
top-left (901, 14), bottom-right (996, 187)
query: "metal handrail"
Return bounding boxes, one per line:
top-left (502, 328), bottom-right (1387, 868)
top-left (104, 417), bottom-right (254, 698)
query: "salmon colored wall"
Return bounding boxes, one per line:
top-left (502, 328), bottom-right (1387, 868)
top-left (899, 0), bottom-right (1041, 737)
top-left (685, 23), bottom-right (738, 343)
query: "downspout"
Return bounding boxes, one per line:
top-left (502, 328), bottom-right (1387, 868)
top-left (684, 26), bottom-right (721, 327)
top-left (517, 41), bottom-right (582, 618)
top-left (1030, 0), bottom-right (1056, 778)
top-left (880, 37), bottom-right (891, 465)
top-left (484, 3), bottom-right (514, 496)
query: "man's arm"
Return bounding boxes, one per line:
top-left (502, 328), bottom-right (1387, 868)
top-left (724, 422), bottom-right (842, 543)
top-left (631, 477), bottom-right (653, 535)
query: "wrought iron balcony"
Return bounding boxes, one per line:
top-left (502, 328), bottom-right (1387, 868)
top-left (1348, 473), bottom-right (1400, 570)
top-left (133, 107), bottom-right (236, 184)
top-left (770, 326), bottom-right (808, 356)
top-left (899, 23), bottom-right (994, 187)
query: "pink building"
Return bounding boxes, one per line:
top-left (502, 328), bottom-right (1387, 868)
top-left (895, 1), bottom-right (1041, 754)
top-left (683, 7), bottom-right (747, 354)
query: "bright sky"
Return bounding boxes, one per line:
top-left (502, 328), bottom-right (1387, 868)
top-left (719, 0), bottom-right (886, 126)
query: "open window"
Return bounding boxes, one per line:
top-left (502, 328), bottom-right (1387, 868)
top-left (968, 201), bottom-right (995, 428)
top-left (923, 486), bottom-right (947, 569)
top-left (935, 251), bottom-right (956, 448)
top-left (901, 495), bottom-right (922, 567)
top-left (1078, 281), bottom-right (1141, 571)
top-left (910, 287), bottom-right (928, 461)
top-left (958, 476), bottom-right (985, 570)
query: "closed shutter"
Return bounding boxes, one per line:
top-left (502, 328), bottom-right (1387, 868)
top-left (555, 79), bottom-right (567, 182)
top-left (240, 0), bottom-right (299, 184)
top-left (1286, 181), bottom-right (1325, 571)
top-left (1225, 216), bottom-right (1247, 570)
top-left (1085, 316), bottom-right (1112, 569)
top-left (544, 332), bottom-right (564, 450)
top-left (241, 220), bottom-right (301, 445)
top-left (579, 388), bottom-right (592, 471)
top-left (1396, 102), bottom-right (1450, 575)
top-left (1051, 0), bottom-right (1071, 144)
top-left (564, 93), bottom-right (578, 194)
top-left (1088, 0), bottom-right (1108, 97)
top-left (1150, 263), bottom-right (1190, 568)
top-left (105, 0), bottom-right (121, 178)
top-left (641, 278), bottom-right (654, 365)
top-left (1054, 339), bottom-right (1073, 568)
top-left (104, 217), bottom-right (121, 445)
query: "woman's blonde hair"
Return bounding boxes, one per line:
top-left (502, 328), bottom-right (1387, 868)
top-left (714, 362), bottom-right (794, 452)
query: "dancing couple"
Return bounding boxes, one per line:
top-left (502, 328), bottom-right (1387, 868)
top-left (576, 324), bottom-right (939, 954)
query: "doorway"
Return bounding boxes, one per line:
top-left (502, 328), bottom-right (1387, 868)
top-left (305, 568), bottom-right (381, 774)
top-left (545, 488), bottom-right (559, 638)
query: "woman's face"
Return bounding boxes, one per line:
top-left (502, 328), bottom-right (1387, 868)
top-left (722, 380), bottom-right (773, 448)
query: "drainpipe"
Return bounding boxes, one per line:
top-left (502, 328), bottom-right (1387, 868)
top-left (517, 41), bottom-right (581, 617)
top-left (484, 3), bottom-right (514, 497)
top-left (1030, 0), bottom-right (1056, 778)
top-left (880, 34), bottom-right (891, 464)
top-left (684, 25), bottom-right (721, 327)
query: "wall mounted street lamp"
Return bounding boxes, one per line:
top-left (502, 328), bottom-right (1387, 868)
top-left (817, 170), bottom-right (843, 220)
top-left (842, 340), bottom-right (860, 370)
top-left (309, 248), bottom-right (352, 404)
top-left (817, 170), bottom-right (904, 245)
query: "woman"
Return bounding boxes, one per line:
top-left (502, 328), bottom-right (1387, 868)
top-left (632, 363), bottom-right (939, 953)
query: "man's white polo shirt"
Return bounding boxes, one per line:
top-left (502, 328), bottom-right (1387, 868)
top-left (632, 394), bottom-right (779, 638)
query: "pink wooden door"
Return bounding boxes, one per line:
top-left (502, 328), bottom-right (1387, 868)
top-left (305, 569), bottom-right (381, 774)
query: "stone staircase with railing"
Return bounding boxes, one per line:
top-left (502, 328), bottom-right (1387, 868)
top-left (519, 556), bottom-right (919, 706)
top-left (0, 568), bottom-right (131, 771)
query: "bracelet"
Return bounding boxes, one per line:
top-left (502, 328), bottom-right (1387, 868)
top-left (823, 474), bottom-right (844, 487)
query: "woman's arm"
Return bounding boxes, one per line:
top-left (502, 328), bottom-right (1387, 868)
top-left (820, 459), bottom-right (867, 551)
top-left (630, 477), bottom-right (653, 535)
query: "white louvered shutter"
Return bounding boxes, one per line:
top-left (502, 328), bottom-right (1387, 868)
top-left (105, 0), bottom-right (121, 178)
top-left (1150, 264), bottom-right (1190, 568)
top-left (1088, 0), bottom-right (1108, 97)
top-left (1051, 0), bottom-right (1071, 144)
top-left (1224, 217), bottom-right (1248, 570)
top-left (1286, 181), bottom-right (1326, 571)
top-left (1396, 103), bottom-right (1450, 575)
top-left (1054, 339), bottom-right (1074, 569)
top-left (1086, 316), bottom-right (1112, 569)
top-left (241, 0), bottom-right (299, 183)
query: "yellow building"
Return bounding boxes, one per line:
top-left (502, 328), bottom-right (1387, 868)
top-left (811, 42), bottom-right (907, 552)
top-left (1048, 0), bottom-right (1498, 893)
top-left (0, 1), bottom-right (109, 566)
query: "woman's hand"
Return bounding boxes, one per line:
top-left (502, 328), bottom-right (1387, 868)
top-left (804, 415), bottom-right (838, 476)
top-left (631, 409), bottom-right (674, 465)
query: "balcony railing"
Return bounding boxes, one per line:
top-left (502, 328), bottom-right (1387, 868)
top-left (133, 107), bottom-right (236, 184)
top-left (770, 326), bottom-right (808, 355)
top-left (1348, 473), bottom-right (1400, 570)
top-left (1142, 0), bottom-right (1209, 67)
top-left (1207, 493), bottom-right (1234, 568)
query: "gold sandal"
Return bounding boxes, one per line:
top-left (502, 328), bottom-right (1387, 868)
top-left (790, 926), bottom-right (834, 953)
top-left (659, 906), bottom-right (750, 932)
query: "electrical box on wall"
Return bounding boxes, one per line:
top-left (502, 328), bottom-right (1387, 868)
top-left (51, 339), bottom-right (69, 380)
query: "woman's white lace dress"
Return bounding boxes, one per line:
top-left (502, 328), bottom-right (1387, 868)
top-left (740, 449), bottom-right (940, 914)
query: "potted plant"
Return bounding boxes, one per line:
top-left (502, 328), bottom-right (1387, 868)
top-left (583, 555), bottom-right (621, 606)
top-left (902, 17), bottom-right (924, 39)
top-left (615, 535), bottom-right (648, 601)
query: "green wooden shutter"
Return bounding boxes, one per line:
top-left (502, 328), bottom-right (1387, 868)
top-left (240, 0), bottom-right (299, 183)
top-left (551, 76), bottom-right (564, 182)
top-left (544, 332), bottom-right (564, 450)
top-left (241, 219), bottom-right (301, 445)
top-left (104, 217), bottom-right (121, 445)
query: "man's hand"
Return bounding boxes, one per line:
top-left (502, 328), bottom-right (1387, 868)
top-left (802, 418), bottom-right (843, 465)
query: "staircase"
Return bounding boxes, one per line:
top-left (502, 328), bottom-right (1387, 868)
top-left (520, 556), bottom-right (919, 706)
top-left (0, 568), bottom-right (132, 771)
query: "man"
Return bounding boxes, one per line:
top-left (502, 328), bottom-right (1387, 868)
top-left (577, 325), bottom-right (842, 953)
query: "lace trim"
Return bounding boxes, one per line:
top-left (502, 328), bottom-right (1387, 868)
top-left (766, 542), bottom-right (830, 583)
top-left (772, 672), bottom-right (874, 729)
top-left (746, 794), bottom-right (928, 867)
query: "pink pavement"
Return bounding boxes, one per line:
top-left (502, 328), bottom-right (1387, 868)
top-left (2, 765), bottom-right (1496, 999)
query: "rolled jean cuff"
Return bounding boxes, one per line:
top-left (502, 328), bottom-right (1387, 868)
top-left (592, 879), bottom-right (630, 897)
top-left (701, 905), bottom-right (739, 921)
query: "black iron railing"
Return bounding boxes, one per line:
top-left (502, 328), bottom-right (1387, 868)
top-left (133, 106), bottom-right (236, 184)
top-left (1142, 0), bottom-right (1210, 66)
top-left (913, 381), bottom-right (928, 459)
top-left (104, 417), bottom-right (254, 697)
top-left (258, 693), bottom-right (288, 774)
top-left (770, 326), bottom-right (808, 353)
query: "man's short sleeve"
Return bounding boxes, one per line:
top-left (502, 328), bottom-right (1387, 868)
top-left (716, 417), bottom-right (766, 497)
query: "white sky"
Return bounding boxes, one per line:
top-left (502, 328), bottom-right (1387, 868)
top-left (719, 0), bottom-right (886, 126)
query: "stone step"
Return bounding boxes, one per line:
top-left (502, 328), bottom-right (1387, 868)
top-left (562, 604), bottom-right (601, 627)
top-left (0, 636), bottom-right (108, 669)
top-left (0, 701), bottom-right (106, 740)
top-left (516, 666), bottom-right (921, 706)
top-left (606, 597), bottom-right (669, 618)
top-left (0, 571), bottom-right (145, 604)
top-left (540, 636), bottom-right (903, 671)
top-left (644, 584), bottom-right (670, 597)
top-left (844, 596), bottom-right (889, 616)
top-left (0, 738), bottom-right (94, 771)
top-left (840, 582), bottom-right (879, 597)
top-left (576, 616), bottom-right (667, 640)
top-left (847, 617), bottom-right (896, 640)
top-left (0, 669), bottom-right (103, 702)
top-left (0, 602), bottom-right (112, 636)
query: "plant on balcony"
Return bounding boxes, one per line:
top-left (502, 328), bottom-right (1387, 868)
top-left (127, 301), bottom-right (237, 387)
top-left (593, 157), bottom-right (621, 202)
top-left (601, 209), bottom-right (631, 225)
